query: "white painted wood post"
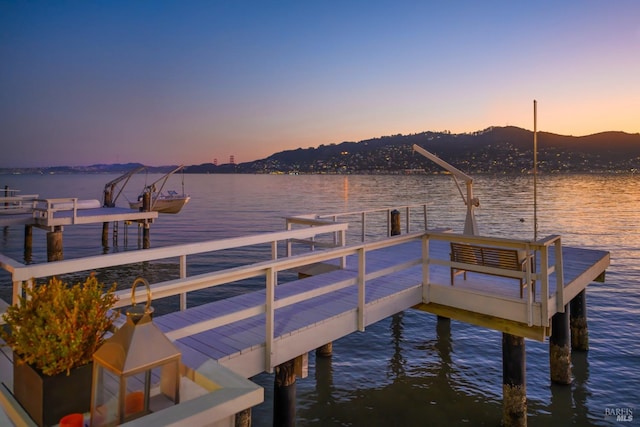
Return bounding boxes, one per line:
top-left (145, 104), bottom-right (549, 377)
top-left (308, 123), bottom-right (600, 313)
top-left (180, 255), bottom-right (187, 311)
top-left (422, 234), bottom-right (430, 304)
top-left (265, 267), bottom-right (276, 373)
top-left (554, 238), bottom-right (565, 313)
top-left (357, 247), bottom-right (366, 331)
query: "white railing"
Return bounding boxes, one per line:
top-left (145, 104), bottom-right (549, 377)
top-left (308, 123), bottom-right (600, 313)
top-left (286, 203), bottom-right (429, 246)
top-left (0, 222), bottom-right (349, 311)
top-left (0, 195), bottom-right (39, 214)
top-left (420, 231), bottom-right (564, 327)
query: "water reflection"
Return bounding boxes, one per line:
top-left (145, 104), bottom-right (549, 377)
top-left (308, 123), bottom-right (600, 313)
top-left (314, 353), bottom-right (335, 408)
top-left (571, 350), bottom-right (591, 425)
top-left (388, 313), bottom-right (406, 379)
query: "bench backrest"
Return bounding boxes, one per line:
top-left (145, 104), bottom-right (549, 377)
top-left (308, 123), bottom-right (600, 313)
top-left (450, 242), bottom-right (521, 271)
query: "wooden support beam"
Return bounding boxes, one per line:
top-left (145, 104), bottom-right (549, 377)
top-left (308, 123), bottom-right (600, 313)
top-left (412, 302), bottom-right (548, 342)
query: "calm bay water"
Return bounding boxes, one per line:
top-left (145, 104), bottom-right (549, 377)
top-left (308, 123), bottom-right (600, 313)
top-left (1, 173), bottom-right (638, 426)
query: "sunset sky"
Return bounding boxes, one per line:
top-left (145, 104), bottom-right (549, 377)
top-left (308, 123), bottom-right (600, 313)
top-left (1, 1), bottom-right (639, 167)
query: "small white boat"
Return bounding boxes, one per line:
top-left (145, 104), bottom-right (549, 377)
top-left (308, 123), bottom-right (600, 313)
top-left (129, 190), bottom-right (190, 214)
top-left (127, 165), bottom-right (191, 214)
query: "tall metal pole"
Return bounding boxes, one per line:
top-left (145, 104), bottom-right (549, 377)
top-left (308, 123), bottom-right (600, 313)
top-left (533, 100), bottom-right (538, 241)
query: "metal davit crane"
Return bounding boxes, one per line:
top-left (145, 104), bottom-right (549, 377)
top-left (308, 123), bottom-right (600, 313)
top-left (103, 165), bottom-right (146, 207)
top-left (412, 144), bottom-right (480, 235)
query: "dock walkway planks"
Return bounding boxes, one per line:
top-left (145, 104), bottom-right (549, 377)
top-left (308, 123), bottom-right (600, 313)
top-left (155, 239), bottom-right (609, 378)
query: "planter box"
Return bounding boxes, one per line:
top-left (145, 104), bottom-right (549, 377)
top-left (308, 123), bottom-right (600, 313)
top-left (13, 361), bottom-right (92, 427)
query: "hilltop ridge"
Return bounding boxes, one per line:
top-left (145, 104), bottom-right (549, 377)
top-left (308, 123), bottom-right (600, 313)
top-left (3, 126), bottom-right (640, 175)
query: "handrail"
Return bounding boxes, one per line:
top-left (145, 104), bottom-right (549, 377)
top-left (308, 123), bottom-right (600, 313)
top-left (6, 223), bottom-right (348, 283)
top-left (2, 222), bottom-right (350, 308)
top-left (288, 203), bottom-right (429, 244)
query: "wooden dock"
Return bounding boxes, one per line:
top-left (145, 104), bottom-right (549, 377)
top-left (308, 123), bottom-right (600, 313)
top-left (0, 213), bottom-right (610, 426)
top-left (151, 233), bottom-right (608, 378)
top-left (0, 198), bottom-right (157, 230)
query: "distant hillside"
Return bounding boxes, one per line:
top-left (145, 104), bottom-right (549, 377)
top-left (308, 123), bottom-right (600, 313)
top-left (2, 126), bottom-right (639, 175)
top-left (239, 126), bottom-right (640, 174)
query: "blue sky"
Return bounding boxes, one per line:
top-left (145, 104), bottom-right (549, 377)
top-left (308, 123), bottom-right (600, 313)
top-left (1, 1), bottom-right (639, 167)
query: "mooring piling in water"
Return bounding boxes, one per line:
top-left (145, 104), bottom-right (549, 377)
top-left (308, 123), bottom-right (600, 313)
top-left (102, 221), bottom-right (109, 247)
top-left (315, 342), bottom-right (333, 358)
top-left (23, 225), bottom-right (32, 262)
top-left (273, 358), bottom-right (297, 427)
top-left (570, 290), bottom-right (589, 351)
top-left (502, 333), bottom-right (527, 427)
top-left (550, 304), bottom-right (572, 384)
top-left (234, 408), bottom-right (251, 427)
top-left (390, 209), bottom-right (401, 236)
top-left (46, 226), bottom-right (64, 261)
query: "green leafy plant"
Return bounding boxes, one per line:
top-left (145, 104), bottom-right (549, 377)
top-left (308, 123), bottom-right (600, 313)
top-left (1, 275), bottom-right (119, 376)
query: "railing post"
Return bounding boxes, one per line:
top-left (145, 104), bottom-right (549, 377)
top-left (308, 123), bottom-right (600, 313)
top-left (286, 219), bottom-right (292, 257)
top-left (540, 245), bottom-right (549, 327)
top-left (265, 267), bottom-right (276, 373)
top-left (340, 229), bottom-right (347, 269)
top-left (422, 234), bottom-right (430, 304)
top-left (12, 280), bottom-right (23, 305)
top-left (386, 209), bottom-right (391, 237)
top-left (525, 243), bottom-right (533, 326)
top-left (361, 212), bottom-right (366, 242)
top-left (423, 204), bottom-right (428, 230)
top-left (554, 238), bottom-right (564, 313)
top-left (357, 247), bottom-right (366, 331)
top-left (405, 206), bottom-right (410, 234)
top-left (179, 255), bottom-right (187, 311)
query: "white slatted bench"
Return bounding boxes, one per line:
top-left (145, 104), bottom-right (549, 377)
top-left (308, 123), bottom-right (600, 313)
top-left (450, 242), bottom-right (532, 298)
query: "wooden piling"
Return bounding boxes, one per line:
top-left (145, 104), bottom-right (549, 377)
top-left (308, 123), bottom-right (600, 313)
top-left (550, 305), bottom-right (571, 384)
top-left (502, 333), bottom-right (526, 427)
top-left (24, 225), bottom-right (32, 262)
top-left (103, 188), bottom-right (113, 207)
top-left (316, 342), bottom-right (333, 358)
top-left (274, 358), bottom-right (296, 427)
top-left (142, 192), bottom-right (151, 249)
top-left (102, 222), bottom-right (109, 247)
top-left (46, 226), bottom-right (64, 261)
top-left (143, 223), bottom-right (150, 249)
top-left (390, 209), bottom-right (401, 236)
top-left (235, 408), bottom-right (251, 427)
top-left (570, 290), bottom-right (589, 351)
